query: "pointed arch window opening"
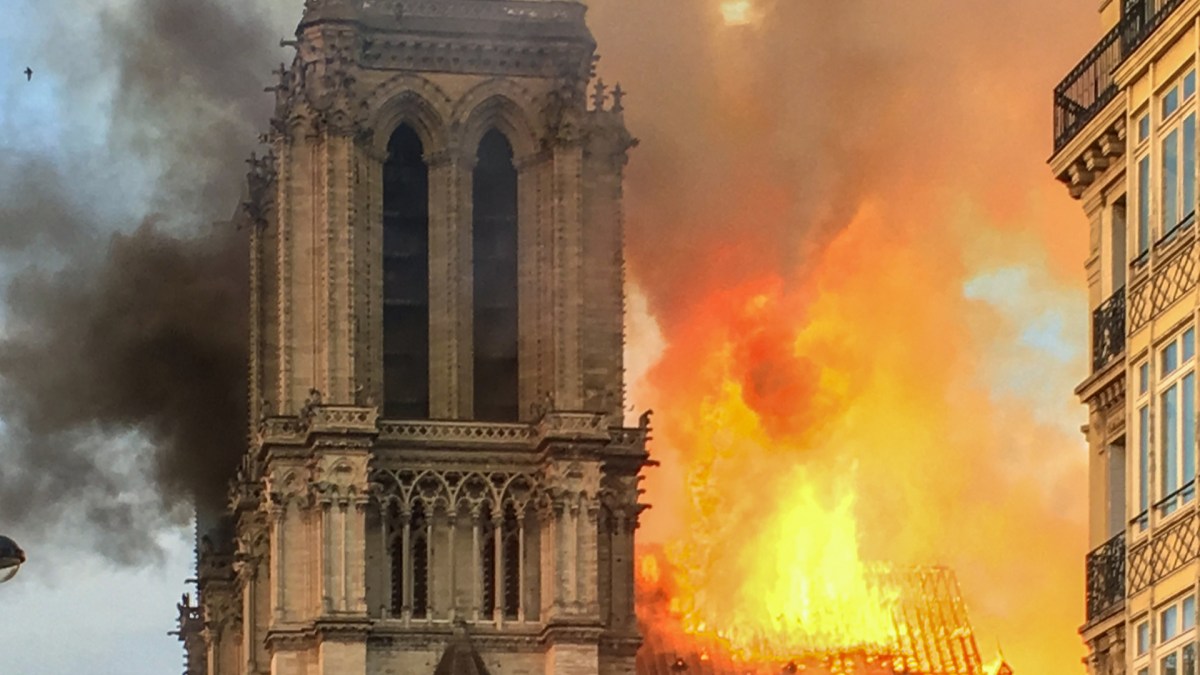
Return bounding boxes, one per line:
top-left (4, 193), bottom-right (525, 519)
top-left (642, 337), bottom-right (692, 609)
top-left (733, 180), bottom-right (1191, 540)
top-left (388, 503), bottom-right (405, 616)
top-left (410, 501), bottom-right (430, 619)
top-left (473, 129), bottom-right (520, 423)
top-left (481, 507), bottom-right (498, 618)
top-left (501, 503), bottom-right (521, 619)
top-left (383, 124), bottom-right (431, 420)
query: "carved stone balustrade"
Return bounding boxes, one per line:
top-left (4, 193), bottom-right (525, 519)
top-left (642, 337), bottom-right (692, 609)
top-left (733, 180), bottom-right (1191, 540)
top-left (308, 405), bottom-right (379, 434)
top-left (377, 420), bottom-right (535, 447)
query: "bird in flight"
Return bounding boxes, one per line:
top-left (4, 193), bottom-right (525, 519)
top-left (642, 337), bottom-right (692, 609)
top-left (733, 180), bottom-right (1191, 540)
top-left (24, 67), bottom-right (32, 81)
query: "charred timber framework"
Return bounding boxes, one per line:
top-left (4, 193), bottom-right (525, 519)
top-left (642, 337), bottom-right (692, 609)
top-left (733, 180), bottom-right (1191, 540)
top-left (637, 567), bottom-right (993, 675)
top-left (1053, 0), bottom-right (1188, 152)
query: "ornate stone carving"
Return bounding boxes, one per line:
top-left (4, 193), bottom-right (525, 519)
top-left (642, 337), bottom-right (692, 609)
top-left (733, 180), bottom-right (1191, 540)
top-left (371, 468), bottom-right (539, 515)
top-left (265, 466), bottom-right (311, 509)
top-left (271, 30), bottom-right (370, 138)
top-left (540, 460), bottom-right (602, 505)
top-left (201, 585), bottom-right (243, 634)
top-left (377, 419), bottom-right (535, 446)
top-left (258, 416), bottom-right (307, 445)
top-left (309, 405), bottom-right (379, 432)
top-left (234, 514), bottom-right (271, 583)
top-left (539, 412), bottom-right (610, 441)
top-left (310, 452), bottom-right (373, 504)
top-left (169, 593), bottom-right (207, 675)
top-left (540, 75), bottom-right (588, 148)
top-left (242, 151), bottom-right (277, 229)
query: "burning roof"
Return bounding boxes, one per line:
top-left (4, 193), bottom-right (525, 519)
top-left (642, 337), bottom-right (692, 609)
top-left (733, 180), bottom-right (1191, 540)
top-left (637, 557), bottom-right (1009, 675)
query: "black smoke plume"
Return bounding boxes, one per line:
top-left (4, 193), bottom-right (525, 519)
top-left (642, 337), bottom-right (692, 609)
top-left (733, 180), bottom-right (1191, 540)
top-left (0, 0), bottom-right (282, 564)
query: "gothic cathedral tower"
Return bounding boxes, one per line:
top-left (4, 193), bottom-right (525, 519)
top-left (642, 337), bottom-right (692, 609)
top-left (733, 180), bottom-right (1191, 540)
top-left (182, 1), bottom-right (649, 674)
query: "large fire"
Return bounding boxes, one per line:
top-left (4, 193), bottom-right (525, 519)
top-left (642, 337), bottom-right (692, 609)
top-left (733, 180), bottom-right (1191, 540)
top-left (660, 364), bottom-right (897, 661)
top-left (591, 0), bottom-right (1094, 670)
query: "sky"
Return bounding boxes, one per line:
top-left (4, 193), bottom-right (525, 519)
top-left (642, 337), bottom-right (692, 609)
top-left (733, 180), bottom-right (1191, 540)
top-left (0, 0), bottom-right (1101, 673)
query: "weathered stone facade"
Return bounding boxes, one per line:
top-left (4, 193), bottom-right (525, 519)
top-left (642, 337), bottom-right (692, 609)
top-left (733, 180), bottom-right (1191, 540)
top-left (181, 2), bottom-right (649, 674)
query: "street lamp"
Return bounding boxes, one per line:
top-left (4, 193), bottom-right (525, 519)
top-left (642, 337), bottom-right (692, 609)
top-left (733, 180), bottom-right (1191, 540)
top-left (0, 535), bottom-right (25, 582)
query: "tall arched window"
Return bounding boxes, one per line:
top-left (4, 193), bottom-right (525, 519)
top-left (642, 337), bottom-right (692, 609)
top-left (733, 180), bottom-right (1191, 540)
top-left (383, 124), bottom-right (430, 419)
top-left (472, 130), bottom-right (519, 422)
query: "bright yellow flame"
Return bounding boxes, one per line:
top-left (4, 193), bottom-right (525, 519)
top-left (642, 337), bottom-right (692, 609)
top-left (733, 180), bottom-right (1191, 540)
top-left (640, 552), bottom-right (662, 586)
top-left (665, 365), bottom-right (898, 661)
top-left (734, 485), bottom-right (897, 656)
top-left (721, 0), bottom-right (755, 26)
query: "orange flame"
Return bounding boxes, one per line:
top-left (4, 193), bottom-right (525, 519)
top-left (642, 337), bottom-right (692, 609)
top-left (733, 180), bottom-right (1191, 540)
top-left (591, 0), bottom-right (1095, 670)
top-left (662, 364), bottom-right (898, 660)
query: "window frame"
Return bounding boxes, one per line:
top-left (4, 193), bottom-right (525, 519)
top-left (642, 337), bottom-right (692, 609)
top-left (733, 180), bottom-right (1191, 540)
top-left (1132, 65), bottom-right (1200, 270)
top-left (1156, 593), bottom-right (1199, 675)
top-left (1157, 67), bottom-right (1198, 244)
top-left (1135, 358), bottom-right (1152, 533)
top-left (1155, 327), bottom-right (1197, 520)
top-left (1136, 106), bottom-right (1154, 261)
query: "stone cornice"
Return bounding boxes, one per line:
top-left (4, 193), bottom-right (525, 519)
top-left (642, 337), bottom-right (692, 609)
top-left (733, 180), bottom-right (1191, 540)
top-left (361, 35), bottom-right (593, 80)
top-left (540, 620), bottom-right (604, 646)
top-left (1075, 357), bottom-right (1125, 406)
top-left (1050, 98), bottom-right (1127, 201)
top-left (598, 632), bottom-right (643, 657)
top-left (264, 618), bottom-right (374, 649)
top-left (369, 622), bottom-right (544, 652)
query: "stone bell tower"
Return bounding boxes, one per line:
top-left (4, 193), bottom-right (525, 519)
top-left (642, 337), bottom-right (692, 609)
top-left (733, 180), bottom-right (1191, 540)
top-left (182, 1), bottom-right (650, 674)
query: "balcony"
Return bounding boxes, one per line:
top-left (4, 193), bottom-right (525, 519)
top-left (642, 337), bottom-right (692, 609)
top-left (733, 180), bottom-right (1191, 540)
top-left (1053, 0), bottom-right (1188, 153)
top-left (1092, 287), bottom-right (1126, 371)
top-left (1085, 531), bottom-right (1126, 622)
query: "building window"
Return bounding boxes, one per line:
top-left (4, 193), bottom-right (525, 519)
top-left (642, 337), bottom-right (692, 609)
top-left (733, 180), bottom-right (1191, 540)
top-left (1139, 153), bottom-right (1152, 256)
top-left (1163, 604), bottom-right (1181, 642)
top-left (1158, 328), bottom-right (1197, 517)
top-left (472, 129), bottom-right (519, 422)
top-left (1135, 361), bottom-right (1151, 531)
top-left (1162, 651), bottom-right (1178, 675)
top-left (1136, 106), bottom-right (1152, 259)
top-left (1156, 595), bottom-right (1198, 675)
top-left (1159, 68), bottom-right (1198, 241)
top-left (1138, 618), bottom-right (1151, 655)
top-left (383, 124), bottom-right (431, 419)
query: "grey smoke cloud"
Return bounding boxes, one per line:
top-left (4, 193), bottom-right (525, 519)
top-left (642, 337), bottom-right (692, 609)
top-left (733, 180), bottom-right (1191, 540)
top-left (0, 0), bottom-right (283, 563)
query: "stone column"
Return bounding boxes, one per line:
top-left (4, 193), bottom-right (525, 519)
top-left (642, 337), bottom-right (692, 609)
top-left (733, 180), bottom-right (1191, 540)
top-left (550, 141), bottom-right (586, 410)
top-left (516, 152), bottom-right (550, 418)
top-left (428, 149), bottom-right (474, 418)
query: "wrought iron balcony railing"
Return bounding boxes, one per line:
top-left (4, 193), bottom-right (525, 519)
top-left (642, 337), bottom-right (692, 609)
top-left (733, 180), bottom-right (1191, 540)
top-left (1054, 25), bottom-right (1121, 153)
top-left (1053, 0), bottom-right (1188, 153)
top-left (1092, 287), bottom-right (1126, 371)
top-left (1086, 531), bottom-right (1126, 621)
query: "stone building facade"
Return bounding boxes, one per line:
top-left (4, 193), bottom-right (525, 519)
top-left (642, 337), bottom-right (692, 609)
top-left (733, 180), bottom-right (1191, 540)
top-left (1051, 1), bottom-right (1200, 674)
top-left (177, 2), bottom-right (650, 674)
